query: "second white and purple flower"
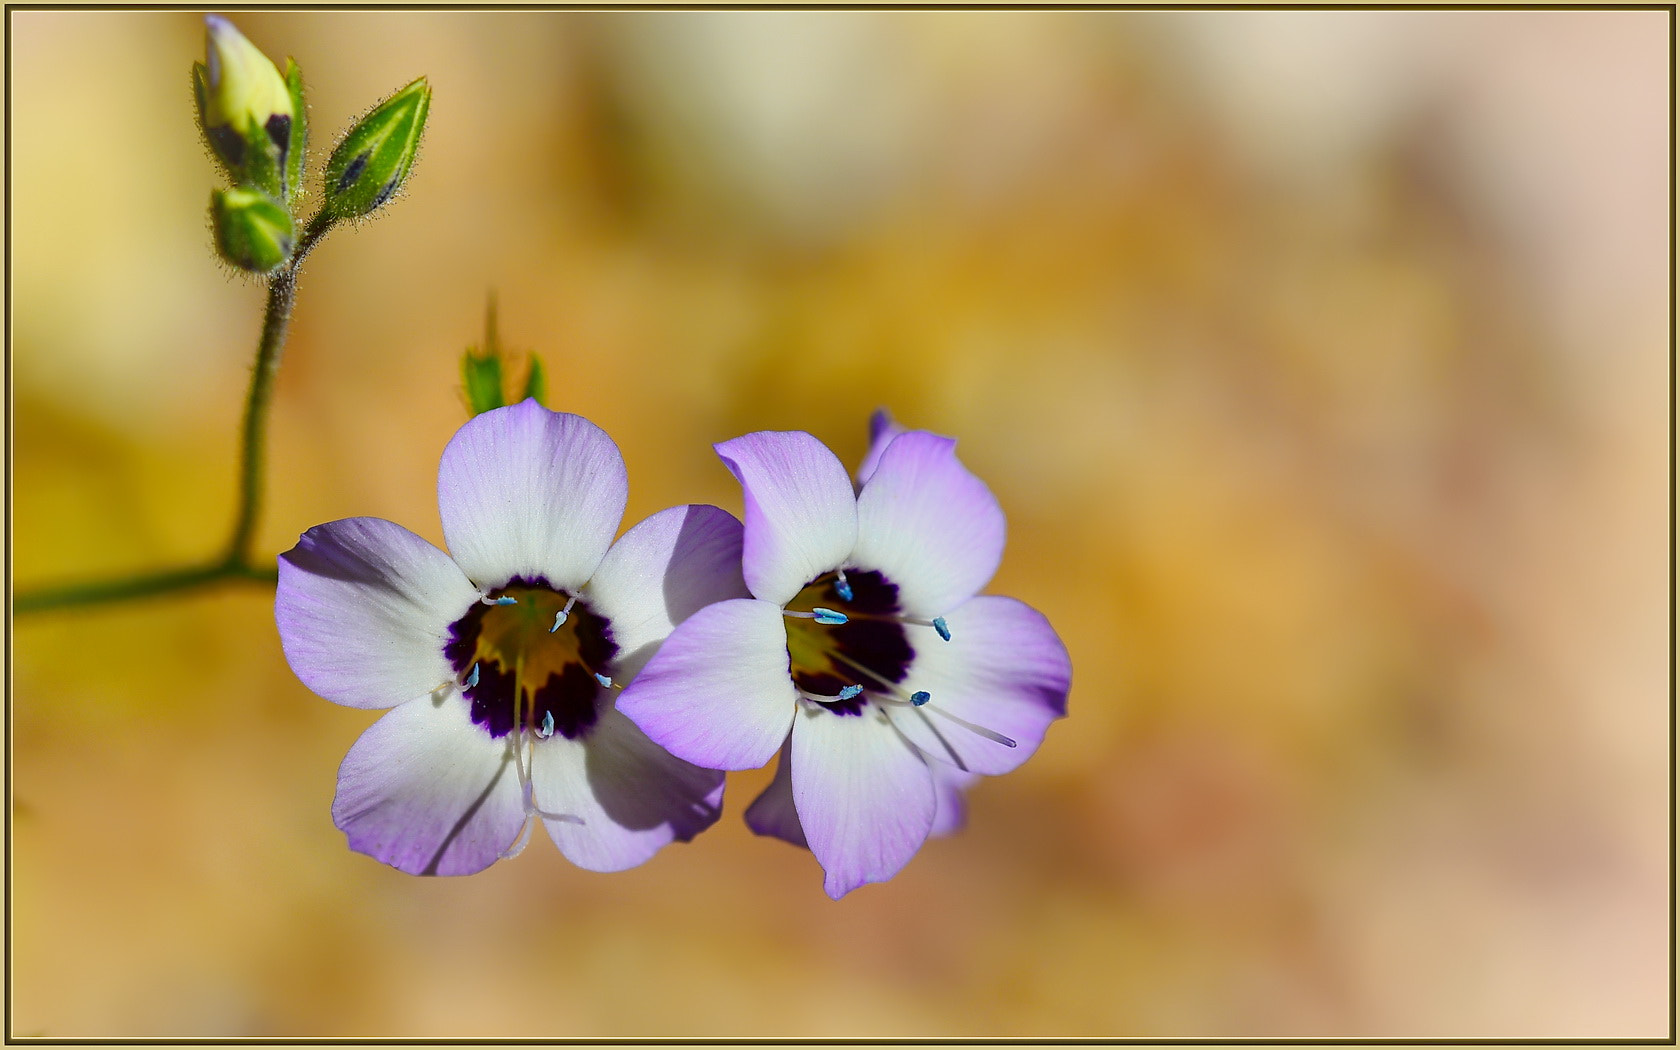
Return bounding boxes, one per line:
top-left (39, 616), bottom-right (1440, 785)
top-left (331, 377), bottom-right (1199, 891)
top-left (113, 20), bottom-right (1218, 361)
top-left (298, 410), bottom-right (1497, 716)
top-left (618, 411), bottom-right (1071, 899)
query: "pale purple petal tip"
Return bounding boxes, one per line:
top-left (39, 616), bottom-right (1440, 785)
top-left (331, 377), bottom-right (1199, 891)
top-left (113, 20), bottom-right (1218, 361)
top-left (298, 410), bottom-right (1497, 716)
top-left (791, 705), bottom-right (937, 899)
top-left (715, 430), bottom-right (858, 606)
top-left (744, 740), bottom-right (808, 848)
top-left (855, 407), bottom-right (907, 487)
top-left (930, 766), bottom-right (983, 838)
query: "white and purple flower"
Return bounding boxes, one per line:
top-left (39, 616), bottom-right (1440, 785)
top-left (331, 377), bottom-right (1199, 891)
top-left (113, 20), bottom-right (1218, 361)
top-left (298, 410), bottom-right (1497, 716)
top-left (618, 411), bottom-right (1071, 898)
top-left (275, 399), bottom-right (748, 876)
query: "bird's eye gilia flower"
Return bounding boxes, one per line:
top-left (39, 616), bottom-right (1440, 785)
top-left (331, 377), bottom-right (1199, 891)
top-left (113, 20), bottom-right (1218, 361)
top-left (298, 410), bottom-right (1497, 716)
top-left (618, 411), bottom-right (1071, 898)
top-left (276, 399), bottom-right (748, 875)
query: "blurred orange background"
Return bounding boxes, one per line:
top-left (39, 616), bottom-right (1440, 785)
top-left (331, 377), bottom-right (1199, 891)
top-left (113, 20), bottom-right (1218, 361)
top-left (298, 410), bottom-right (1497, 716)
top-left (8, 9), bottom-right (1670, 1038)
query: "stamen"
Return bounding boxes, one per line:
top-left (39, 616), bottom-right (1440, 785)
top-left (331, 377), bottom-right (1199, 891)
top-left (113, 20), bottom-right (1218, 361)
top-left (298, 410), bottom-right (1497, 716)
top-left (594, 672), bottom-right (614, 688)
top-left (498, 816), bottom-right (535, 860)
top-left (783, 608), bottom-right (849, 625)
top-left (834, 570), bottom-right (853, 603)
top-left (520, 777), bottom-right (583, 824)
top-left (464, 662), bottom-right (480, 689)
top-left (532, 805), bottom-right (585, 825)
top-left (797, 683), bottom-right (864, 706)
top-left (548, 593), bottom-right (580, 633)
top-left (833, 605), bottom-right (952, 639)
top-left (481, 594), bottom-right (518, 606)
top-left (828, 650), bottom-right (1016, 749)
top-left (924, 704), bottom-right (1016, 748)
top-left (536, 710), bottom-right (554, 739)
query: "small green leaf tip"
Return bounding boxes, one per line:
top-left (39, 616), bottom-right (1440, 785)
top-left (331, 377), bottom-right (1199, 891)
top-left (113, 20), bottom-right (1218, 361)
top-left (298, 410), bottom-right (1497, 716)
top-left (462, 350), bottom-right (505, 416)
top-left (197, 15), bottom-right (295, 200)
top-left (321, 76), bottom-right (431, 221)
top-left (522, 355), bottom-right (546, 405)
top-left (211, 187), bottom-right (294, 274)
top-left (461, 296), bottom-right (546, 417)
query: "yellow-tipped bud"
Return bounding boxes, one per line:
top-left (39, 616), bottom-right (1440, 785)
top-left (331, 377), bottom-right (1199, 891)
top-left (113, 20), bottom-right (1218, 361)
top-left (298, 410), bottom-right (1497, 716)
top-left (201, 15), bottom-right (291, 132)
top-left (194, 15), bottom-right (299, 201)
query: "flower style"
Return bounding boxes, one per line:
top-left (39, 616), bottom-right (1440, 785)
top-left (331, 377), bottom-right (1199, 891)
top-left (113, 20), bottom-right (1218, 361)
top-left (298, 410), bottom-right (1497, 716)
top-left (617, 410), bottom-right (1071, 898)
top-left (276, 399), bottom-right (748, 875)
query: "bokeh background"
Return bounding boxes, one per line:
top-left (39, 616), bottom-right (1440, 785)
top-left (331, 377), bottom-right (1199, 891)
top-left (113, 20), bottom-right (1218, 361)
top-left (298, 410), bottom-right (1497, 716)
top-left (8, 9), bottom-right (1670, 1038)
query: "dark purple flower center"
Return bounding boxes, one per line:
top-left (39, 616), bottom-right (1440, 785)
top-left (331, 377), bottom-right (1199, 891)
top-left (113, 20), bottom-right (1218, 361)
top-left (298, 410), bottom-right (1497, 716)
top-left (784, 569), bottom-right (912, 716)
top-left (444, 575), bottom-right (618, 740)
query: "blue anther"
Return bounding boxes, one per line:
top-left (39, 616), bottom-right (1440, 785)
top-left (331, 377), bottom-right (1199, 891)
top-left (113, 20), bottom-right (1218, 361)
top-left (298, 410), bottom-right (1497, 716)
top-left (594, 673), bottom-right (614, 689)
top-left (812, 607), bottom-right (849, 625)
top-left (538, 710), bottom-right (555, 739)
top-left (836, 684), bottom-right (863, 701)
top-left (548, 610), bottom-right (568, 633)
top-left (932, 617), bottom-right (951, 642)
top-left (493, 596), bottom-right (518, 606)
top-left (465, 663), bottom-right (480, 689)
top-left (911, 690), bottom-right (931, 707)
top-left (834, 577), bottom-right (854, 602)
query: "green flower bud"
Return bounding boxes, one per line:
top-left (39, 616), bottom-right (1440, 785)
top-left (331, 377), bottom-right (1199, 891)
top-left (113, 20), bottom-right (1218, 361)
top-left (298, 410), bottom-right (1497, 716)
top-left (211, 187), bottom-right (294, 274)
top-left (194, 15), bottom-right (296, 201)
top-left (321, 77), bottom-right (430, 221)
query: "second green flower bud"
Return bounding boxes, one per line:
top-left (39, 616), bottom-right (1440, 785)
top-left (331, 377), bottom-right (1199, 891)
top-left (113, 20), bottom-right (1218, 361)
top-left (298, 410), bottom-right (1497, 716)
top-left (321, 77), bottom-right (431, 221)
top-left (211, 187), bottom-right (294, 274)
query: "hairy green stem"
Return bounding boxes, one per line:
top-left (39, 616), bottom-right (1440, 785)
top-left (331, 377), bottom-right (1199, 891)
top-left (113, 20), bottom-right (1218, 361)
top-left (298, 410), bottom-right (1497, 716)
top-left (14, 211), bottom-right (335, 616)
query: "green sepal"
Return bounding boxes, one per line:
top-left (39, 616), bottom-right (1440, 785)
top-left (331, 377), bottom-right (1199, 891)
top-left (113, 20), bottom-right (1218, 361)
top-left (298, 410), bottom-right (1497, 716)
top-left (211, 188), bottom-right (294, 274)
top-left (321, 77), bottom-right (431, 221)
top-left (282, 59), bottom-right (308, 206)
top-left (521, 356), bottom-right (546, 405)
top-left (241, 114), bottom-right (288, 201)
top-left (459, 298), bottom-right (546, 416)
top-left (191, 61), bottom-right (235, 185)
top-left (462, 350), bottom-right (505, 416)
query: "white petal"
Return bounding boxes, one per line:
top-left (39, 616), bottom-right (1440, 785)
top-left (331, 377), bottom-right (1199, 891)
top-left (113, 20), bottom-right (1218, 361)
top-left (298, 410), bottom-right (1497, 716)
top-left (584, 504), bottom-right (748, 682)
top-left (792, 703), bottom-right (935, 899)
top-left (853, 430), bottom-right (1005, 618)
top-left (885, 596), bottom-right (1070, 776)
top-left (277, 517), bottom-right (479, 709)
top-left (332, 693), bottom-right (525, 876)
top-left (438, 399), bottom-right (627, 591)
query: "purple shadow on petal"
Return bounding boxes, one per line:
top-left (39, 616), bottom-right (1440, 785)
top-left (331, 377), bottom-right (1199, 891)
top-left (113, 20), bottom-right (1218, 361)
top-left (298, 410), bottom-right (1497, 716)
top-left (660, 504), bottom-right (750, 635)
top-left (417, 758), bottom-right (513, 876)
top-left (582, 728), bottom-right (724, 843)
